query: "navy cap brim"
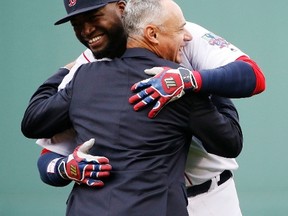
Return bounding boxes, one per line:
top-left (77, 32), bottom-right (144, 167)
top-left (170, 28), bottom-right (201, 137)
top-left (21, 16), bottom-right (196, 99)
top-left (54, 3), bottom-right (106, 25)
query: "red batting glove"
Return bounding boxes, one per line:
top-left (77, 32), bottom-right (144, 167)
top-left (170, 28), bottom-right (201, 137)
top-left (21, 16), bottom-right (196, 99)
top-left (129, 67), bottom-right (199, 118)
top-left (58, 138), bottom-right (112, 187)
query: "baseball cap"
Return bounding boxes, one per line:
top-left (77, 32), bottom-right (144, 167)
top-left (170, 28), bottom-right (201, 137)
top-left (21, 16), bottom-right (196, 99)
top-left (55, 0), bottom-right (119, 25)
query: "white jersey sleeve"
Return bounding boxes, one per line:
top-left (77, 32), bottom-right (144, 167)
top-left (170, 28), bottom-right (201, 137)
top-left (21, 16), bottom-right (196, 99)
top-left (182, 22), bottom-right (242, 185)
top-left (181, 22), bottom-right (247, 71)
top-left (36, 129), bottom-right (77, 156)
top-left (58, 49), bottom-right (95, 90)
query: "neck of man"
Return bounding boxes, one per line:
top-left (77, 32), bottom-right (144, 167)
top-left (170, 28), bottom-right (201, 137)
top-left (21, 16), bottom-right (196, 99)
top-left (127, 35), bottom-right (162, 60)
top-left (127, 35), bottom-right (156, 52)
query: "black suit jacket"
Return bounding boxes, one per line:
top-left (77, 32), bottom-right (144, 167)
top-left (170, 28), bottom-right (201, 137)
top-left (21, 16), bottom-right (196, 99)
top-left (22, 48), bottom-right (242, 216)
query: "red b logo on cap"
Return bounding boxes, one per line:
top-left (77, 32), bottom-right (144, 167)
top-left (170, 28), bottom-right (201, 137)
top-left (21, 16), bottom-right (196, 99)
top-left (69, 0), bottom-right (77, 7)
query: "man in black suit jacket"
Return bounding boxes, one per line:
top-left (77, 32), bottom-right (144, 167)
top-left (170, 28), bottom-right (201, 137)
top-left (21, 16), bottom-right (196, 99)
top-left (21, 0), bottom-right (242, 215)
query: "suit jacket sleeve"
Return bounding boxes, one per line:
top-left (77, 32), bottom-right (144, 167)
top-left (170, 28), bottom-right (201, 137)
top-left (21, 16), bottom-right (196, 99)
top-left (21, 68), bottom-right (73, 138)
top-left (188, 95), bottom-right (243, 158)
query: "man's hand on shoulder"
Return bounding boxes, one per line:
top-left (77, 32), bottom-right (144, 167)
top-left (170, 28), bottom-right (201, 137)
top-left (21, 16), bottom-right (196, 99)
top-left (129, 66), bottom-right (200, 118)
top-left (58, 138), bottom-right (112, 187)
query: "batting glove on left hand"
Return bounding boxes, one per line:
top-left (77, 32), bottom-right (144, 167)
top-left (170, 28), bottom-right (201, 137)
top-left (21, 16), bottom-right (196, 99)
top-left (58, 138), bottom-right (112, 187)
top-left (129, 67), bottom-right (199, 118)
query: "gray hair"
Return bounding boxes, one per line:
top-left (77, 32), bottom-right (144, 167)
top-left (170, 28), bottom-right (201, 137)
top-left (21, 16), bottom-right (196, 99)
top-left (122, 0), bottom-right (166, 36)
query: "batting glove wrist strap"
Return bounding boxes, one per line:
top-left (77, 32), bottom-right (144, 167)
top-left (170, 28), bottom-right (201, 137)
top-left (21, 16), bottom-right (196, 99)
top-left (58, 158), bottom-right (70, 180)
top-left (178, 67), bottom-right (198, 90)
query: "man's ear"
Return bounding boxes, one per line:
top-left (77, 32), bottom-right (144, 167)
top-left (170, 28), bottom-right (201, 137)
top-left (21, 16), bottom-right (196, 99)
top-left (117, 0), bottom-right (126, 13)
top-left (144, 25), bottom-right (159, 44)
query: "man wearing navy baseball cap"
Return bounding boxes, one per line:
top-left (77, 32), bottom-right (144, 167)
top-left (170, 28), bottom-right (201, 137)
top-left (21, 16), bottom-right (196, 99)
top-left (55, 0), bottom-right (127, 59)
top-left (55, 0), bottom-right (121, 25)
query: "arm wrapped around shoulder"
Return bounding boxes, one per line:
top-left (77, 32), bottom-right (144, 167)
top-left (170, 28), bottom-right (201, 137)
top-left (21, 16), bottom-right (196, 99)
top-left (189, 95), bottom-right (243, 158)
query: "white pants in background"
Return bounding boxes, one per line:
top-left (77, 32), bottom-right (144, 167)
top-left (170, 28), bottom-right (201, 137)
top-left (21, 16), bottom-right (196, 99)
top-left (187, 178), bottom-right (242, 216)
